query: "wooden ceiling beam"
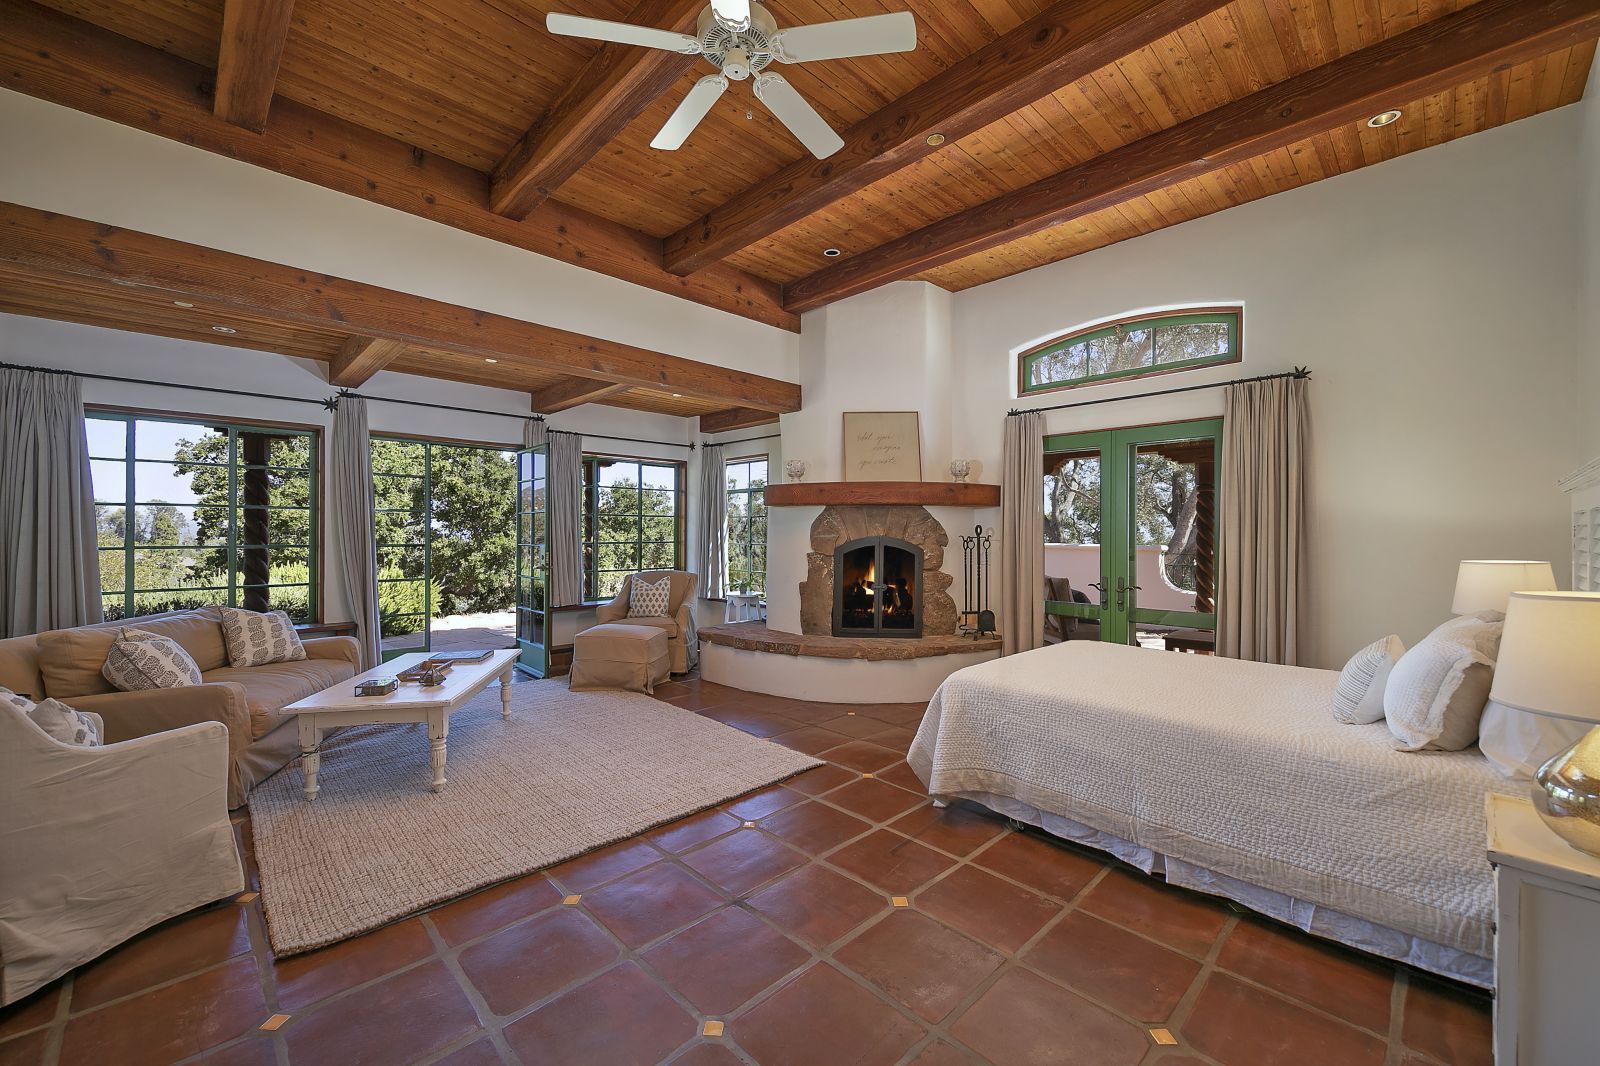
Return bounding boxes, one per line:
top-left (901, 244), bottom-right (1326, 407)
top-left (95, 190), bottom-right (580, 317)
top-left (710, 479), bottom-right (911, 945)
top-left (0, 202), bottom-right (802, 413)
top-left (0, 0), bottom-right (797, 332)
top-left (532, 376), bottom-right (633, 414)
top-left (213, 0), bottom-right (296, 131)
top-left (329, 335), bottom-right (407, 387)
top-left (782, 0), bottom-right (1600, 313)
top-left (662, 0), bottom-right (1231, 276)
top-left (491, 0), bottom-right (705, 220)
top-left (699, 407), bottom-right (780, 434)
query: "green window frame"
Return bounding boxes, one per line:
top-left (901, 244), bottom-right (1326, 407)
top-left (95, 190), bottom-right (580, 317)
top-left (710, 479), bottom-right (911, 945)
top-left (1019, 308), bottom-right (1242, 396)
top-left (87, 411), bottom-right (319, 623)
top-left (725, 456), bottom-right (767, 595)
top-left (582, 455), bottom-right (686, 601)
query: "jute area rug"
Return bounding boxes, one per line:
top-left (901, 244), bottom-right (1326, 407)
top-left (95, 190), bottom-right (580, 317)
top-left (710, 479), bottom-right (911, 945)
top-left (248, 680), bottom-right (820, 956)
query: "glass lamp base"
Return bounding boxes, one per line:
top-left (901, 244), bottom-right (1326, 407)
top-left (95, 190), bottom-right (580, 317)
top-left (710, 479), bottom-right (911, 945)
top-left (1533, 725), bottom-right (1600, 859)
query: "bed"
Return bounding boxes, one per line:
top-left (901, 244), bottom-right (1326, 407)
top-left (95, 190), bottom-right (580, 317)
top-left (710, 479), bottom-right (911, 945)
top-left (907, 641), bottom-right (1519, 987)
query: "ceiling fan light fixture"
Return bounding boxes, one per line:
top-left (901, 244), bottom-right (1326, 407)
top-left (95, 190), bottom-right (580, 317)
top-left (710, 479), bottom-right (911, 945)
top-left (1367, 109), bottom-right (1403, 128)
top-left (710, 0), bottom-right (751, 32)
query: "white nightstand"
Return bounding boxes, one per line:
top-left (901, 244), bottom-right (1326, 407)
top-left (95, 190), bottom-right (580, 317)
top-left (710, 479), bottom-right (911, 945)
top-left (1486, 792), bottom-right (1600, 1065)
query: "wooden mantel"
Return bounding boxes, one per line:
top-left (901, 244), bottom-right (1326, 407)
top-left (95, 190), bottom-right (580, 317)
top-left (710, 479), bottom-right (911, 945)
top-left (765, 482), bottom-right (1001, 508)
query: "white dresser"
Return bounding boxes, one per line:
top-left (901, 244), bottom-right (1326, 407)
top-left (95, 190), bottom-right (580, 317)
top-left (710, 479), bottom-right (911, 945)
top-left (1487, 793), bottom-right (1600, 1065)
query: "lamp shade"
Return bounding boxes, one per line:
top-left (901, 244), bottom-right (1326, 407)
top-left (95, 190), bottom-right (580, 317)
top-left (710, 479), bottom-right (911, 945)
top-left (1490, 592), bottom-right (1600, 724)
top-left (1451, 560), bottom-right (1557, 615)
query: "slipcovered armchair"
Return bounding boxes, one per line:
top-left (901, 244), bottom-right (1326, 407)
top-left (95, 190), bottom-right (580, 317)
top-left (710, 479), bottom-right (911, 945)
top-left (0, 707), bottom-right (243, 1006)
top-left (594, 570), bottom-right (700, 673)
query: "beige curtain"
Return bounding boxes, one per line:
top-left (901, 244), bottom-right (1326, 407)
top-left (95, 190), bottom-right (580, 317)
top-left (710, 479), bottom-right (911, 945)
top-left (0, 368), bottom-right (102, 638)
top-left (696, 444), bottom-right (727, 600)
top-left (330, 396), bottom-right (381, 670)
top-left (1000, 410), bottom-right (1045, 655)
top-left (1217, 375), bottom-right (1309, 664)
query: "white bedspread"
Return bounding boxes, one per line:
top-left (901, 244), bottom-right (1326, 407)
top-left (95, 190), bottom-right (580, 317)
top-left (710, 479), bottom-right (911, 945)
top-left (908, 642), bottom-right (1518, 956)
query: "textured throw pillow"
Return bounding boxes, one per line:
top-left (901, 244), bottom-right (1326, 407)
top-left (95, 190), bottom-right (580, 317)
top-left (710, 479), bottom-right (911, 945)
top-left (1332, 635), bottom-right (1405, 725)
top-left (219, 607), bottom-right (307, 668)
top-left (1422, 614), bottom-right (1504, 660)
top-left (627, 575), bottom-right (672, 618)
top-left (102, 627), bottom-right (202, 691)
top-left (1479, 700), bottom-right (1591, 779)
top-left (2, 685), bottom-right (102, 746)
top-left (1384, 632), bottom-right (1495, 751)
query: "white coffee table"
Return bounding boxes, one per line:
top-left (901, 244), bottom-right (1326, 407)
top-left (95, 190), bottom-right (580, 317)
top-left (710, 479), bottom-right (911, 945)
top-left (286, 650), bottom-right (519, 800)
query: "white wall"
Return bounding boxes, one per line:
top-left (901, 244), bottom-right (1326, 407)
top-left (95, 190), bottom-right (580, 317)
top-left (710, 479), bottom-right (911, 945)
top-left (0, 315), bottom-right (698, 632)
top-left (771, 104), bottom-right (1588, 669)
top-left (0, 90), bottom-right (800, 383)
top-left (1580, 63), bottom-right (1600, 463)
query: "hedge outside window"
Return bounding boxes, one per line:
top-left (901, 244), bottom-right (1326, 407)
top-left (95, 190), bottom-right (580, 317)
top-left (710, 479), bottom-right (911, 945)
top-left (583, 456), bottom-right (685, 600)
top-left (726, 457), bottom-right (768, 595)
top-left (1019, 309), bottom-right (1241, 396)
top-left (87, 412), bottom-right (318, 623)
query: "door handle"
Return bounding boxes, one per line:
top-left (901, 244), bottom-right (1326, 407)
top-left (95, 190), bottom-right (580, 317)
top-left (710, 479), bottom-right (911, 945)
top-left (1087, 581), bottom-right (1109, 610)
top-left (1115, 576), bottom-right (1142, 612)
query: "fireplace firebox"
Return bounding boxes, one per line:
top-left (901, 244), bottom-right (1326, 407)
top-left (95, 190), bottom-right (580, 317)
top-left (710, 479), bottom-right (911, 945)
top-left (833, 537), bottom-right (923, 638)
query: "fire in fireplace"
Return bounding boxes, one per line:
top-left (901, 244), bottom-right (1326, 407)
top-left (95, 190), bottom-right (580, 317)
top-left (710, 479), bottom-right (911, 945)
top-left (834, 537), bottom-right (923, 638)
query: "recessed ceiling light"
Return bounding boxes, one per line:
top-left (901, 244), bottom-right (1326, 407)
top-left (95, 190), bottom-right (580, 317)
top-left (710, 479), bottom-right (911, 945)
top-left (210, 325), bottom-right (237, 334)
top-left (672, 393), bottom-right (683, 398)
top-left (484, 358), bottom-right (499, 364)
top-left (1367, 109), bottom-right (1403, 128)
top-left (173, 300), bottom-right (194, 308)
top-left (822, 247), bottom-right (842, 258)
top-left (926, 132), bottom-right (946, 146)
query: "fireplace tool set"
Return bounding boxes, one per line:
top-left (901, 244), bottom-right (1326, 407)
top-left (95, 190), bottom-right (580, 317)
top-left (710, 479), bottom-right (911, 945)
top-left (959, 525), bottom-right (996, 639)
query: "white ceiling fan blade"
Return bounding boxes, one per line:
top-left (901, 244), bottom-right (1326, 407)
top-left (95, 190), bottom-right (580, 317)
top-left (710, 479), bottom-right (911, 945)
top-left (651, 75), bottom-right (728, 150)
top-left (753, 73), bottom-right (844, 159)
top-left (709, 0), bottom-right (751, 32)
top-left (545, 13), bottom-right (701, 54)
top-left (771, 12), bottom-right (916, 64)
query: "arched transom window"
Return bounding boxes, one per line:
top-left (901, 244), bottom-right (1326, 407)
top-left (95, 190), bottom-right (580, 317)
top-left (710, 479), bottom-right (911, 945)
top-left (1019, 308), bottom-right (1241, 396)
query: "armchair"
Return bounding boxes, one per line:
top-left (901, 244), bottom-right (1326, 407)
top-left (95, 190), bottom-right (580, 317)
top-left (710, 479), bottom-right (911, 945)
top-left (0, 707), bottom-right (243, 1006)
top-left (594, 570), bottom-right (700, 673)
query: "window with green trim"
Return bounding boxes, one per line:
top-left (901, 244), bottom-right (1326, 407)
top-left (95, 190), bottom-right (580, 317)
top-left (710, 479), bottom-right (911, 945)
top-left (726, 456), bottom-right (767, 595)
top-left (582, 456), bottom-right (685, 600)
top-left (1019, 309), bottom-right (1241, 395)
top-left (87, 412), bottom-right (318, 623)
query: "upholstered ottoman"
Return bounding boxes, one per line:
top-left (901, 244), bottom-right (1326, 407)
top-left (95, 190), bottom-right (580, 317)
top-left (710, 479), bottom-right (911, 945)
top-left (569, 623), bottom-right (671, 694)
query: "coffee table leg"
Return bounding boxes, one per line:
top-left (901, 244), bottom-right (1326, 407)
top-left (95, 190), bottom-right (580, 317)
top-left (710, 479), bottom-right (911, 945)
top-left (429, 711), bottom-right (448, 792)
top-left (500, 666), bottom-right (513, 721)
top-left (298, 716), bottom-right (320, 801)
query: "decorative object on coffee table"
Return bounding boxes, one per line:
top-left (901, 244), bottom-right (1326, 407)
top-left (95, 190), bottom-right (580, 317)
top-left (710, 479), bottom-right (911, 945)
top-left (286, 650), bottom-right (518, 799)
top-left (949, 459), bottom-right (971, 484)
top-left (843, 411), bottom-right (922, 482)
top-left (785, 458), bottom-right (807, 483)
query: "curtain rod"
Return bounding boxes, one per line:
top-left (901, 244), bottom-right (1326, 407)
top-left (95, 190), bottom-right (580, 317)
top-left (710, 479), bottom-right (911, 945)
top-left (0, 362), bottom-right (697, 450)
top-left (1007, 366), bottom-right (1311, 417)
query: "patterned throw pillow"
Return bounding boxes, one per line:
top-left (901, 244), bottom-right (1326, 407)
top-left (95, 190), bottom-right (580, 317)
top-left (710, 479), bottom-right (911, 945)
top-left (102, 627), bottom-right (203, 691)
top-left (627, 575), bottom-right (673, 618)
top-left (219, 607), bottom-right (307, 668)
top-left (2, 685), bottom-right (102, 746)
top-left (1331, 635), bottom-right (1405, 725)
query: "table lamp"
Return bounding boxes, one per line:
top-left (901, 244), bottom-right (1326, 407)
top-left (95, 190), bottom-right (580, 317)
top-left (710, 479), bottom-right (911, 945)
top-left (1490, 591), bottom-right (1600, 857)
top-left (1452, 560), bottom-right (1557, 617)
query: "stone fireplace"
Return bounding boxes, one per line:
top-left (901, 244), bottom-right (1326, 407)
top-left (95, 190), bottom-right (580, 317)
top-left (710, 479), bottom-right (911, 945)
top-left (800, 505), bottom-right (956, 638)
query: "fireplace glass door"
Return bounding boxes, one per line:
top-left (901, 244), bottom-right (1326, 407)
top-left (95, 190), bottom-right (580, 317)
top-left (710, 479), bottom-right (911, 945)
top-left (835, 537), bottom-right (922, 637)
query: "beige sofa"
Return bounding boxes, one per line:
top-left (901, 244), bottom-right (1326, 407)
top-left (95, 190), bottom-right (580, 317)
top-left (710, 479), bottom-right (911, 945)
top-left (593, 570), bottom-right (699, 674)
top-left (0, 608), bottom-right (360, 808)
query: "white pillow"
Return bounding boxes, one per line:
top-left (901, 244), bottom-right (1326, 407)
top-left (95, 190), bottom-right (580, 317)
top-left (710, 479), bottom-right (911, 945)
top-left (2, 685), bottom-right (102, 747)
top-left (1385, 632), bottom-right (1494, 751)
top-left (1479, 700), bottom-right (1590, 779)
top-left (102, 627), bottom-right (202, 691)
top-left (219, 607), bottom-right (306, 668)
top-left (627, 575), bottom-right (672, 617)
top-left (1422, 614), bottom-right (1503, 660)
top-left (1332, 635), bottom-right (1405, 725)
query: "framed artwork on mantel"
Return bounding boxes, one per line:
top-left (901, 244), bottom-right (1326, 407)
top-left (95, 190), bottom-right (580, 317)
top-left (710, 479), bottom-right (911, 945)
top-left (842, 411), bottom-right (923, 482)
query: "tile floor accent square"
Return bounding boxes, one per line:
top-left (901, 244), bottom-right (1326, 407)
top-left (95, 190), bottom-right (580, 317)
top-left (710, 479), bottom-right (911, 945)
top-left (702, 1021), bottom-right (724, 1037)
top-left (259, 1014), bottom-right (291, 1031)
top-left (562, 895), bottom-right (581, 905)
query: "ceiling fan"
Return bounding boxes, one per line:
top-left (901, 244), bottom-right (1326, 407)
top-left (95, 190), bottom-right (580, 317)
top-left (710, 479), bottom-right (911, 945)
top-left (547, 0), bottom-right (916, 159)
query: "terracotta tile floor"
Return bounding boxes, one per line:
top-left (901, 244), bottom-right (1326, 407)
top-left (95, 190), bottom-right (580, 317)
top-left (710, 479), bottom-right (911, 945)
top-left (0, 676), bottom-right (1494, 1066)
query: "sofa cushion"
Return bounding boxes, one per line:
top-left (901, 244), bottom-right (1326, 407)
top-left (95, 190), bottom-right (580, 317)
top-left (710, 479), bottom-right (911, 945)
top-left (575, 623), bottom-right (670, 665)
top-left (131, 609), bottom-right (230, 673)
top-left (202, 659), bottom-right (354, 739)
top-left (608, 615), bottom-right (679, 639)
top-left (103, 629), bottom-right (204, 692)
top-left (36, 627), bottom-right (120, 698)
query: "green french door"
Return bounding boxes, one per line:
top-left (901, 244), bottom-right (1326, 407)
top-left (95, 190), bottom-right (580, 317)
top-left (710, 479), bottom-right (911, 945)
top-left (516, 445), bottom-right (551, 677)
top-left (1043, 419), bottom-right (1222, 648)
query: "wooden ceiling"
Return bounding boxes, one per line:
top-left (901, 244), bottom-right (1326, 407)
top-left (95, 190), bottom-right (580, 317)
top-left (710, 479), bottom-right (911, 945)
top-left (0, 0), bottom-right (1596, 409)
